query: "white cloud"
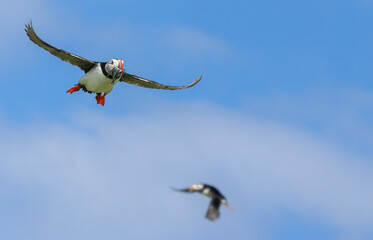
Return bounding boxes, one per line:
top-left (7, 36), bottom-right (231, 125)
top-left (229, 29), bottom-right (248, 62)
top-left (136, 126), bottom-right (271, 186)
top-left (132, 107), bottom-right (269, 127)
top-left (165, 26), bottom-right (233, 60)
top-left (0, 101), bottom-right (372, 239)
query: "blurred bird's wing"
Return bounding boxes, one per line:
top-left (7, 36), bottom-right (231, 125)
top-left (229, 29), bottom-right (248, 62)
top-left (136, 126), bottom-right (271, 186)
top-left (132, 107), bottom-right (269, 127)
top-left (205, 197), bottom-right (221, 221)
top-left (120, 72), bottom-right (202, 90)
top-left (25, 22), bottom-right (97, 73)
top-left (171, 187), bottom-right (190, 192)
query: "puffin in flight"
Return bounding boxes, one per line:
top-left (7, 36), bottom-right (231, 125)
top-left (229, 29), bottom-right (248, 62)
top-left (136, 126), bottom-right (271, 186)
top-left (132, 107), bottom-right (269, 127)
top-left (173, 183), bottom-right (232, 221)
top-left (25, 22), bottom-right (202, 106)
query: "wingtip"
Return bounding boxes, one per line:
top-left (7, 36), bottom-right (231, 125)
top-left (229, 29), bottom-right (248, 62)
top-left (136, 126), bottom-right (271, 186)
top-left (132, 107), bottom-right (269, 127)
top-left (196, 75), bottom-right (202, 82)
top-left (24, 20), bottom-right (33, 33)
top-left (171, 187), bottom-right (190, 192)
top-left (171, 186), bottom-right (181, 191)
top-left (25, 19), bottom-right (32, 27)
top-left (186, 75), bottom-right (202, 88)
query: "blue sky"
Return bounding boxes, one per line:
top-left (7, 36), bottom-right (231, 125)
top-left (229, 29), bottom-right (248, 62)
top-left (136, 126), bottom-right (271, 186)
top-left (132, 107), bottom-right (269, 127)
top-left (1, 0), bottom-right (373, 239)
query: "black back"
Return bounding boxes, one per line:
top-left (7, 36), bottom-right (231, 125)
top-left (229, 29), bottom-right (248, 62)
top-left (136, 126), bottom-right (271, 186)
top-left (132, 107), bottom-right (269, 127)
top-left (201, 184), bottom-right (227, 200)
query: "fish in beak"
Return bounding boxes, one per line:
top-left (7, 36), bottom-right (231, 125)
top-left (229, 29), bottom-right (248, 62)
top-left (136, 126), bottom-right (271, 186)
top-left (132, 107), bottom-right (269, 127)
top-left (111, 60), bottom-right (124, 83)
top-left (111, 67), bottom-right (122, 82)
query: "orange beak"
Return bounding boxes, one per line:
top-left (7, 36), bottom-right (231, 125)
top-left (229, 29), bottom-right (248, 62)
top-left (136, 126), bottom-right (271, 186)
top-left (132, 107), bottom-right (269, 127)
top-left (119, 60), bottom-right (124, 72)
top-left (188, 186), bottom-right (194, 192)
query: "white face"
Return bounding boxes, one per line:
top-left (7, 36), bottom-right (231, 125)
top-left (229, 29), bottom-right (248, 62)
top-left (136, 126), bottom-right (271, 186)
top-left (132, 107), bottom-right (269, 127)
top-left (105, 59), bottom-right (125, 80)
top-left (191, 183), bottom-right (204, 191)
top-left (105, 59), bottom-right (120, 72)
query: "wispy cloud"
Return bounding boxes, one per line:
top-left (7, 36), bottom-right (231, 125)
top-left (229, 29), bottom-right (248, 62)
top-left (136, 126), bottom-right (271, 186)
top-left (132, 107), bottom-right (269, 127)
top-left (165, 26), bottom-right (233, 60)
top-left (0, 101), bottom-right (372, 239)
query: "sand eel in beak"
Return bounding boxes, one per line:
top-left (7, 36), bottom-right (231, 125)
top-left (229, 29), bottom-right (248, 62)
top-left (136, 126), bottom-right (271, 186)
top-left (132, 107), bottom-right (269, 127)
top-left (25, 22), bottom-right (202, 106)
top-left (172, 183), bottom-right (233, 221)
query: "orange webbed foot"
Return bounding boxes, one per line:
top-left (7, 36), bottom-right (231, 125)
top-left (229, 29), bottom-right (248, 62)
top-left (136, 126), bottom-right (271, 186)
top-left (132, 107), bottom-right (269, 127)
top-left (66, 84), bottom-right (81, 93)
top-left (95, 93), bottom-right (106, 106)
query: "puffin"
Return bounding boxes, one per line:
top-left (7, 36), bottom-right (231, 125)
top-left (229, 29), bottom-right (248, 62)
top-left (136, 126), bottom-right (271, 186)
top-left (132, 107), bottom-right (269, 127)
top-left (173, 183), bottom-right (233, 221)
top-left (24, 22), bottom-right (202, 106)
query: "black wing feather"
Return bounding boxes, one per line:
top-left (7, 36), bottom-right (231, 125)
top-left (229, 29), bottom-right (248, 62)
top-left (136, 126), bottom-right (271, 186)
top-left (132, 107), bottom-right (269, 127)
top-left (120, 72), bottom-right (202, 90)
top-left (25, 21), bottom-right (97, 73)
top-left (205, 197), bottom-right (221, 221)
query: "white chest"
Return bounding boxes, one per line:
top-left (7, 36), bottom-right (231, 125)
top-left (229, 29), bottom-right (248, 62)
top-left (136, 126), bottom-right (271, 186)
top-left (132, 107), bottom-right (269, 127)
top-left (78, 65), bottom-right (120, 94)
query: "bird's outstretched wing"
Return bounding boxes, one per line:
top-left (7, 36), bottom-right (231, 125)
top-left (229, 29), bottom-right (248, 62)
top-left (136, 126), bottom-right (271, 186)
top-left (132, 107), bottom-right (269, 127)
top-left (120, 72), bottom-right (202, 90)
top-left (25, 21), bottom-right (97, 73)
top-left (171, 187), bottom-right (190, 192)
top-left (205, 197), bottom-right (221, 221)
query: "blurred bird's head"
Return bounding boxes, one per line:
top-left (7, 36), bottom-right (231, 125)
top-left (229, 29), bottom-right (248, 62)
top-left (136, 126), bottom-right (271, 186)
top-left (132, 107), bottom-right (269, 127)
top-left (187, 183), bottom-right (204, 192)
